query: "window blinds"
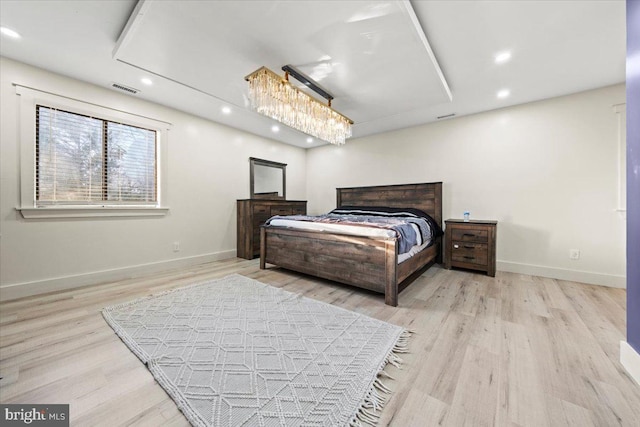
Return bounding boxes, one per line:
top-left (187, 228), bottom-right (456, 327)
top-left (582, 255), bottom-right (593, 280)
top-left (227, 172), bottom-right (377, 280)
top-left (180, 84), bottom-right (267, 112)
top-left (36, 106), bottom-right (157, 205)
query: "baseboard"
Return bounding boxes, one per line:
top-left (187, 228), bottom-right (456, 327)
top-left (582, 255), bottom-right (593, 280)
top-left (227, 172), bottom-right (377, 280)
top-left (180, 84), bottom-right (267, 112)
top-left (620, 341), bottom-right (640, 386)
top-left (0, 250), bottom-right (237, 302)
top-left (497, 260), bottom-right (626, 288)
top-left (1, 255), bottom-right (625, 301)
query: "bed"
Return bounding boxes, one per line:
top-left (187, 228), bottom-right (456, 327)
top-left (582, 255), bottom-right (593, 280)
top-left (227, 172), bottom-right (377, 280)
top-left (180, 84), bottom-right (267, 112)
top-left (259, 182), bottom-right (443, 306)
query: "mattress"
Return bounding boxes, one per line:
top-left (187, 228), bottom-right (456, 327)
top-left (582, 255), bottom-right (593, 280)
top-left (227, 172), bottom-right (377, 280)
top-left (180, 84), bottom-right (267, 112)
top-left (267, 207), bottom-right (442, 264)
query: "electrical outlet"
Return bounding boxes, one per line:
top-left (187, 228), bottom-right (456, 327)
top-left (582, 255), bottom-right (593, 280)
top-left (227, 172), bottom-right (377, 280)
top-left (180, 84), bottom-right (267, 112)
top-left (569, 249), bottom-right (580, 260)
top-left (173, 241), bottom-right (180, 252)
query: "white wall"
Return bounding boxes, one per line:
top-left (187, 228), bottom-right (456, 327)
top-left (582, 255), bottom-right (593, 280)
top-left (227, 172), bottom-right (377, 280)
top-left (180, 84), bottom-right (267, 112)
top-left (0, 57), bottom-right (306, 299)
top-left (0, 57), bottom-right (626, 298)
top-left (306, 85), bottom-right (626, 287)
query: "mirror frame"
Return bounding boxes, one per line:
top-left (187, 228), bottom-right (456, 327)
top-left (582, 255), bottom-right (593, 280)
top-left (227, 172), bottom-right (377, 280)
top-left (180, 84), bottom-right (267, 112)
top-left (250, 157), bottom-right (287, 199)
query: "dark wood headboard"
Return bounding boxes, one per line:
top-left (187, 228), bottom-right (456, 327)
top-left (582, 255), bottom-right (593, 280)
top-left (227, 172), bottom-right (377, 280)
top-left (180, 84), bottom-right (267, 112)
top-left (336, 182), bottom-right (443, 227)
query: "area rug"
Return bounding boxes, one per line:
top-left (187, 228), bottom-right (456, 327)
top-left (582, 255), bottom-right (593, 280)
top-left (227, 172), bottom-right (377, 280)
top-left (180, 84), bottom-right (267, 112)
top-left (102, 274), bottom-right (410, 427)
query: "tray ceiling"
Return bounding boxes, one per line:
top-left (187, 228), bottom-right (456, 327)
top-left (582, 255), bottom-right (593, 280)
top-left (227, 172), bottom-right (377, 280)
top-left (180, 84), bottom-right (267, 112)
top-left (113, 0), bottom-right (451, 124)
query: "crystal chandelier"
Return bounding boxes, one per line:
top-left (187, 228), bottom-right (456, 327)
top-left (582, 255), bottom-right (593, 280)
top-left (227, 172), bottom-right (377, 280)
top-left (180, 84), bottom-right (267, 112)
top-left (245, 66), bottom-right (353, 145)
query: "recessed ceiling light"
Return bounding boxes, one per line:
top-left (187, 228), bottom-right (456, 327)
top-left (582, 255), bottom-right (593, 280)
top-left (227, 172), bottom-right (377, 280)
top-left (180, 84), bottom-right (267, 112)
top-left (0, 27), bottom-right (21, 39)
top-left (306, 137), bottom-right (313, 143)
top-left (221, 106), bottom-right (231, 114)
top-left (140, 77), bottom-right (153, 86)
top-left (271, 125), bottom-right (280, 132)
top-left (497, 89), bottom-right (510, 99)
top-left (494, 51), bottom-right (511, 64)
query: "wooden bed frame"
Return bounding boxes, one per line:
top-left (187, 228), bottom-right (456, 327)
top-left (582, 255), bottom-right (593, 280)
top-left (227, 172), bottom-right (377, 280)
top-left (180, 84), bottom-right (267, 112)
top-left (259, 182), bottom-right (443, 306)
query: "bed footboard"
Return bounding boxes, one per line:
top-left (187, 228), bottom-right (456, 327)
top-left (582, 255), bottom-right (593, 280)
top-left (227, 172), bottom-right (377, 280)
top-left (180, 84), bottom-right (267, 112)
top-left (260, 226), bottom-right (401, 306)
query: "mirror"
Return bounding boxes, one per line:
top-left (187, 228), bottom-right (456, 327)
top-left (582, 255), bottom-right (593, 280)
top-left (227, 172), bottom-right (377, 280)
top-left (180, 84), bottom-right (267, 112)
top-left (250, 157), bottom-right (286, 199)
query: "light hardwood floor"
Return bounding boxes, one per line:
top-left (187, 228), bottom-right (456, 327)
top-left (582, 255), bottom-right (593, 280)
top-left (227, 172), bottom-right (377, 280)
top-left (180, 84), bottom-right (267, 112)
top-left (1, 259), bottom-right (639, 426)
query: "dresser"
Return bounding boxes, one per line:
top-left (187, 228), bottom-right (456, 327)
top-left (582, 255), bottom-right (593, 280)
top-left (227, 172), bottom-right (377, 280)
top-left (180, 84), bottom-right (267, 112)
top-left (444, 219), bottom-right (497, 277)
top-left (237, 199), bottom-right (307, 259)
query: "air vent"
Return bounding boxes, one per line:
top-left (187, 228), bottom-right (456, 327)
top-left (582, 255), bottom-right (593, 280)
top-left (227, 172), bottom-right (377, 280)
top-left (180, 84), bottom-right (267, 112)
top-left (111, 83), bottom-right (140, 94)
top-left (437, 113), bottom-right (456, 120)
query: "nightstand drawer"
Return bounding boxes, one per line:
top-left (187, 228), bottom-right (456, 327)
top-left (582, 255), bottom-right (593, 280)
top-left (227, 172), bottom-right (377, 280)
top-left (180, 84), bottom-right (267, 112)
top-left (451, 228), bottom-right (488, 243)
top-left (451, 242), bottom-right (488, 265)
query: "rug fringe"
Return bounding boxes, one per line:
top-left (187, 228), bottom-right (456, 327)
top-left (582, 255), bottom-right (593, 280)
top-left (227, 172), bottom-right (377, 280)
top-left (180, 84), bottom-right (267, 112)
top-left (377, 370), bottom-right (395, 380)
top-left (348, 329), bottom-right (413, 427)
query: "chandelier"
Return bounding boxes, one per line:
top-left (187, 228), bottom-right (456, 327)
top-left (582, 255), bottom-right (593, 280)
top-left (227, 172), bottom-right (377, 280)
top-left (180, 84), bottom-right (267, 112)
top-left (245, 65), bottom-right (353, 145)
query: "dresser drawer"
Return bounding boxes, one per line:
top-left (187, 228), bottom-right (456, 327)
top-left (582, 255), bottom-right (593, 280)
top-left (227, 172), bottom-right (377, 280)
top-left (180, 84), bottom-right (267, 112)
top-left (253, 229), bottom-right (261, 247)
top-left (291, 206), bottom-right (306, 215)
top-left (270, 206), bottom-right (293, 216)
top-left (253, 204), bottom-right (269, 215)
top-left (253, 216), bottom-right (269, 229)
top-left (451, 242), bottom-right (488, 266)
top-left (450, 228), bottom-right (488, 243)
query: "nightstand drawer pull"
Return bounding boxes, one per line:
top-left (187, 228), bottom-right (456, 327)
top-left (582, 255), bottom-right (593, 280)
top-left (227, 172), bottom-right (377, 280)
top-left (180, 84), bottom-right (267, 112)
top-left (462, 233), bottom-right (476, 237)
top-left (463, 256), bottom-right (475, 260)
top-left (453, 243), bottom-right (476, 249)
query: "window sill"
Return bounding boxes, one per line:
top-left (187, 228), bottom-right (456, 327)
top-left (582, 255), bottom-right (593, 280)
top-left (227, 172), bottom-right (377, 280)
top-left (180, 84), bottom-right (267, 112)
top-left (17, 206), bottom-right (170, 219)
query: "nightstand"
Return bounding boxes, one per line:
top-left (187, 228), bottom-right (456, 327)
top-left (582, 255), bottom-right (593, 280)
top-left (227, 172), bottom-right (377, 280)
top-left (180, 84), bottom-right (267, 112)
top-left (444, 219), bottom-right (497, 277)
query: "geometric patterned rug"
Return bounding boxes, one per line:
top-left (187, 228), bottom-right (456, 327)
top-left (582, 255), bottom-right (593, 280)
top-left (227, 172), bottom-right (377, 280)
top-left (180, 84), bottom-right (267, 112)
top-left (102, 274), bottom-right (410, 427)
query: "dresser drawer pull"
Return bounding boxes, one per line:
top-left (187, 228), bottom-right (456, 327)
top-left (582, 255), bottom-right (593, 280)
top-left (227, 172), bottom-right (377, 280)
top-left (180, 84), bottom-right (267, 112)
top-left (464, 245), bottom-right (475, 249)
top-left (453, 244), bottom-right (459, 249)
top-left (462, 233), bottom-right (476, 237)
top-left (463, 256), bottom-right (475, 260)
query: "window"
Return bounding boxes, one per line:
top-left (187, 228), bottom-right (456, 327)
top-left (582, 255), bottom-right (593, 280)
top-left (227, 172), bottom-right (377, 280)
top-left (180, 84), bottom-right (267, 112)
top-left (36, 106), bottom-right (157, 206)
top-left (15, 84), bottom-right (169, 219)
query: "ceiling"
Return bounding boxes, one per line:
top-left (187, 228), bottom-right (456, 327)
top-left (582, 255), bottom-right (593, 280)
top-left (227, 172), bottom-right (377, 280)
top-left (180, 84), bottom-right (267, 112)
top-left (0, 0), bottom-right (626, 148)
